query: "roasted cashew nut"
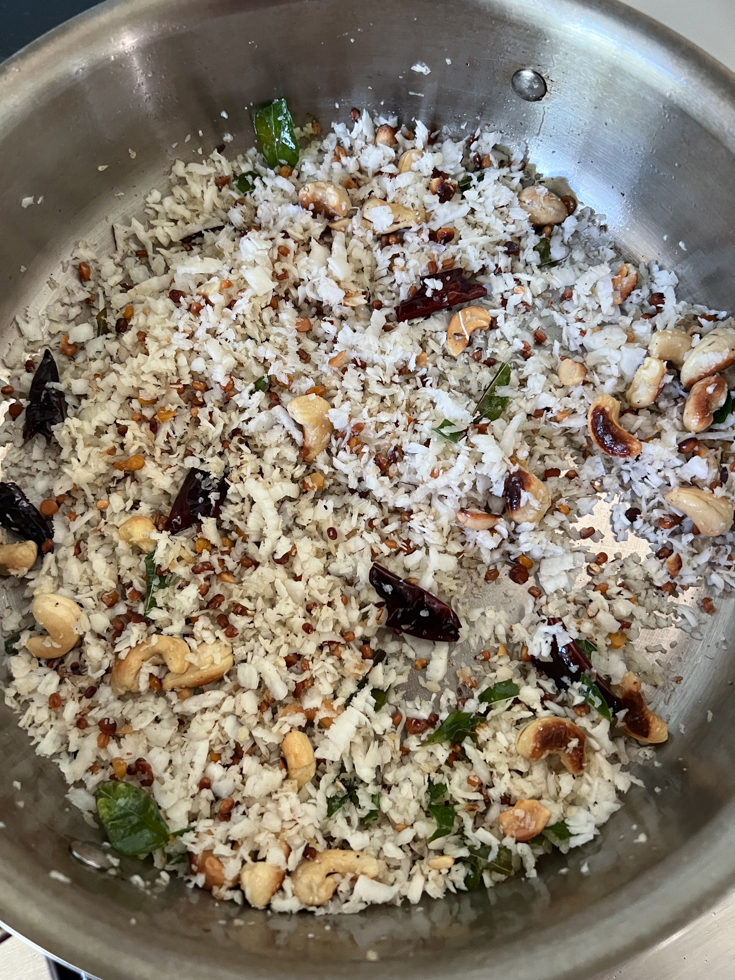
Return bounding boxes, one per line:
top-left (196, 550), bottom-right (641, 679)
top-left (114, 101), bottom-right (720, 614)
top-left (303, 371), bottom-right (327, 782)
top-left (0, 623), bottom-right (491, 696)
top-left (456, 510), bottom-right (500, 531)
top-left (281, 730), bottom-right (316, 789)
top-left (191, 850), bottom-right (235, 891)
top-left (397, 149), bottom-right (422, 173)
top-left (375, 124), bottom-right (397, 147)
top-left (557, 359), bottom-right (586, 386)
top-left (588, 395), bottom-right (643, 458)
top-left (611, 263), bottom-right (638, 306)
top-left (119, 515), bottom-right (157, 553)
top-left (626, 357), bottom-right (666, 409)
top-left (613, 671), bottom-right (668, 744)
top-left (518, 185), bottom-right (568, 226)
top-left (426, 855), bottom-right (455, 870)
top-left (680, 323), bottom-right (735, 388)
top-left (0, 540), bottom-right (37, 576)
top-left (26, 594), bottom-right (81, 659)
top-left (362, 198), bottom-right (421, 234)
top-left (287, 394), bottom-right (333, 462)
top-left (504, 465), bottom-right (551, 524)
top-left (291, 849), bottom-right (380, 907)
top-left (162, 640), bottom-right (234, 691)
top-left (298, 182), bottom-right (351, 220)
top-left (683, 374), bottom-right (728, 433)
top-left (664, 487), bottom-right (734, 537)
top-left (648, 328), bottom-right (692, 367)
top-left (498, 799), bottom-right (551, 843)
top-left (240, 862), bottom-right (285, 908)
top-left (516, 717), bottom-right (587, 775)
top-left (446, 306), bottom-right (492, 357)
top-left (111, 635), bottom-right (190, 695)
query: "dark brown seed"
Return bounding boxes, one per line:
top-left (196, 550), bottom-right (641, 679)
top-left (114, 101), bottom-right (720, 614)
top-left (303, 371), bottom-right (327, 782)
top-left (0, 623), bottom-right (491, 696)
top-left (302, 623), bottom-right (315, 634)
top-left (624, 507), bottom-right (641, 523)
top-left (405, 717), bottom-right (430, 735)
top-left (216, 613), bottom-right (229, 629)
top-left (649, 292), bottom-right (665, 309)
top-left (579, 527), bottom-right (595, 539)
top-left (8, 402), bottom-right (23, 420)
top-left (303, 845), bottom-right (318, 861)
top-left (224, 626), bottom-right (239, 638)
top-left (678, 438), bottom-right (699, 455)
top-left (1, 385), bottom-right (14, 396)
top-left (327, 527), bottom-right (338, 540)
top-left (98, 717), bottom-right (117, 735)
top-left (115, 317), bottom-right (129, 334)
top-left (503, 241), bottom-right (520, 255)
top-left (528, 585), bottom-right (543, 598)
top-left (206, 593), bottom-right (226, 609)
top-left (509, 564), bottom-right (529, 585)
top-left (169, 289), bottom-right (186, 305)
top-left (48, 693), bottom-right (62, 709)
top-left (83, 685), bottom-right (97, 699)
top-left (78, 262), bottom-right (91, 283)
top-left (75, 717), bottom-right (88, 730)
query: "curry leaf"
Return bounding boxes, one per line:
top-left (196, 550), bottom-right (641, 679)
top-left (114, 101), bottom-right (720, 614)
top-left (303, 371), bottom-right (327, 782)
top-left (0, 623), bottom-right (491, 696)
top-left (579, 673), bottom-right (611, 721)
top-left (4, 631), bottom-right (21, 655)
top-left (544, 820), bottom-right (572, 843)
top-left (144, 554), bottom-right (173, 616)
top-left (473, 363), bottom-right (511, 423)
top-left (534, 237), bottom-right (552, 266)
top-left (713, 392), bottom-right (733, 425)
top-left (428, 802), bottom-right (456, 842)
top-left (95, 782), bottom-right (170, 856)
top-left (425, 710), bottom-right (482, 745)
top-left (326, 777), bottom-right (359, 817)
top-left (428, 782), bottom-right (448, 803)
top-left (363, 793), bottom-right (381, 824)
top-left (462, 842), bottom-right (513, 888)
top-left (371, 688), bottom-right (390, 711)
top-left (252, 98), bottom-right (299, 169)
top-left (252, 375), bottom-right (269, 393)
top-left (478, 679), bottom-right (519, 706)
top-left (576, 638), bottom-right (598, 657)
top-left (458, 172), bottom-right (486, 193)
top-left (234, 172), bottom-right (260, 196)
top-left (432, 419), bottom-right (466, 443)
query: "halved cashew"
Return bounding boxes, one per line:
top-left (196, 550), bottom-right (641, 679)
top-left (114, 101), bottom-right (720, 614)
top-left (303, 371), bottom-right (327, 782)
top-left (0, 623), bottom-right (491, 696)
top-left (680, 323), bottom-right (735, 388)
top-left (588, 395), bottom-right (643, 458)
top-left (456, 509), bottom-right (500, 531)
top-left (664, 487), bottom-right (734, 537)
top-left (375, 124), bottom-right (397, 147)
top-left (518, 185), bottom-right (568, 225)
top-left (26, 594), bottom-right (81, 659)
top-left (683, 375), bottom-right (728, 432)
top-left (516, 717), bottom-right (587, 775)
top-left (362, 198), bottom-right (421, 234)
top-left (398, 149), bottom-right (422, 173)
top-left (162, 640), bottom-right (234, 690)
top-left (111, 635), bottom-right (190, 695)
top-left (611, 263), bottom-right (638, 305)
top-left (613, 671), bottom-right (668, 744)
top-left (557, 359), bottom-right (586, 386)
top-left (291, 849), bottom-right (380, 907)
top-left (626, 357), bottom-right (666, 409)
top-left (281, 731), bottom-right (316, 789)
top-left (119, 515), bottom-right (157, 553)
top-left (240, 862), bottom-right (285, 908)
top-left (426, 855), bottom-right (455, 870)
top-left (504, 465), bottom-right (551, 524)
top-left (498, 799), bottom-right (551, 843)
top-left (648, 328), bottom-right (692, 367)
top-left (0, 540), bottom-right (37, 576)
top-left (298, 182), bottom-right (351, 220)
top-left (191, 850), bottom-right (235, 891)
top-left (446, 306), bottom-right (492, 356)
top-left (287, 394), bottom-right (333, 462)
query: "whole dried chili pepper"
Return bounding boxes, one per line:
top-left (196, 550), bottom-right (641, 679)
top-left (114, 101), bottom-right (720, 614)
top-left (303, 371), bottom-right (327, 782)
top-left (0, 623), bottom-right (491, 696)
top-left (23, 349), bottom-right (67, 442)
top-left (0, 482), bottom-right (53, 552)
top-left (533, 619), bottom-right (664, 742)
top-left (164, 468), bottom-right (228, 534)
top-left (369, 563), bottom-right (461, 642)
top-left (395, 269), bottom-right (487, 323)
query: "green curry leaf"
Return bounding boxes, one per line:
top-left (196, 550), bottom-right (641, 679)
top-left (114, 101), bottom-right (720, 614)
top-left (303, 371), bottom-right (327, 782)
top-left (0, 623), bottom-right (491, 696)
top-left (432, 419), bottom-right (466, 443)
top-left (473, 363), bottom-right (511, 423)
top-left (144, 553), bottom-right (173, 616)
top-left (425, 710), bottom-right (482, 745)
top-left (534, 237), bottom-right (552, 266)
top-left (252, 98), bottom-right (299, 169)
top-left (713, 392), bottom-right (733, 425)
top-left (478, 679), bottom-right (520, 706)
top-left (95, 782), bottom-right (170, 856)
top-left (234, 171), bottom-right (260, 196)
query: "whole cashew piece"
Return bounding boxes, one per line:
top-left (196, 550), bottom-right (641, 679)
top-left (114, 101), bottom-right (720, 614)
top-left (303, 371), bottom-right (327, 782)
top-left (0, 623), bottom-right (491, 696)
top-left (162, 640), bottom-right (234, 690)
top-left (26, 594), bottom-right (81, 659)
top-left (516, 717), bottom-right (587, 775)
top-left (287, 395), bottom-right (333, 462)
top-left (362, 198), bottom-right (421, 234)
top-left (0, 540), bottom-right (37, 577)
top-left (518, 185), bottom-right (568, 226)
top-left (626, 357), bottom-right (666, 409)
top-left (291, 849), bottom-right (380, 907)
top-left (588, 395), bottom-right (643, 458)
top-left (281, 731), bottom-right (316, 789)
top-left (111, 635), bottom-right (190, 696)
top-left (240, 862), bottom-right (285, 908)
top-left (119, 516), bottom-right (157, 553)
top-left (504, 465), bottom-right (551, 524)
top-left (498, 799), bottom-right (551, 843)
top-left (298, 182), bottom-right (351, 220)
top-left (664, 487), bottom-right (734, 537)
top-left (446, 306), bottom-right (493, 357)
top-left (682, 375), bottom-right (728, 433)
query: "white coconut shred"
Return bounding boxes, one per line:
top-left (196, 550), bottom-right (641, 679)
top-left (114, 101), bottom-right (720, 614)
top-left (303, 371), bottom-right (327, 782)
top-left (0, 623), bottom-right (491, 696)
top-left (1, 108), bottom-right (733, 913)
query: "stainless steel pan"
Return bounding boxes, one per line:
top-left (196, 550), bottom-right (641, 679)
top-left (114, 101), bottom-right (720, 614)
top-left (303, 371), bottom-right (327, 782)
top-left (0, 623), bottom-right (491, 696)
top-left (1, 0), bottom-right (735, 977)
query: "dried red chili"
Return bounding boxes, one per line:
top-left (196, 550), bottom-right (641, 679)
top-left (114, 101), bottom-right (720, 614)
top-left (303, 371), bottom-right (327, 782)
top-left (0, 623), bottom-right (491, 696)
top-left (394, 269), bottom-right (487, 323)
top-left (368, 563), bottom-right (461, 642)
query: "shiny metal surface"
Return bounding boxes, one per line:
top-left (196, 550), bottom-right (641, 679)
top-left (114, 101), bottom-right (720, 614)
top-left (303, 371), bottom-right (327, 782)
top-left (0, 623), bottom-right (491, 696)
top-left (1, 0), bottom-right (735, 978)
